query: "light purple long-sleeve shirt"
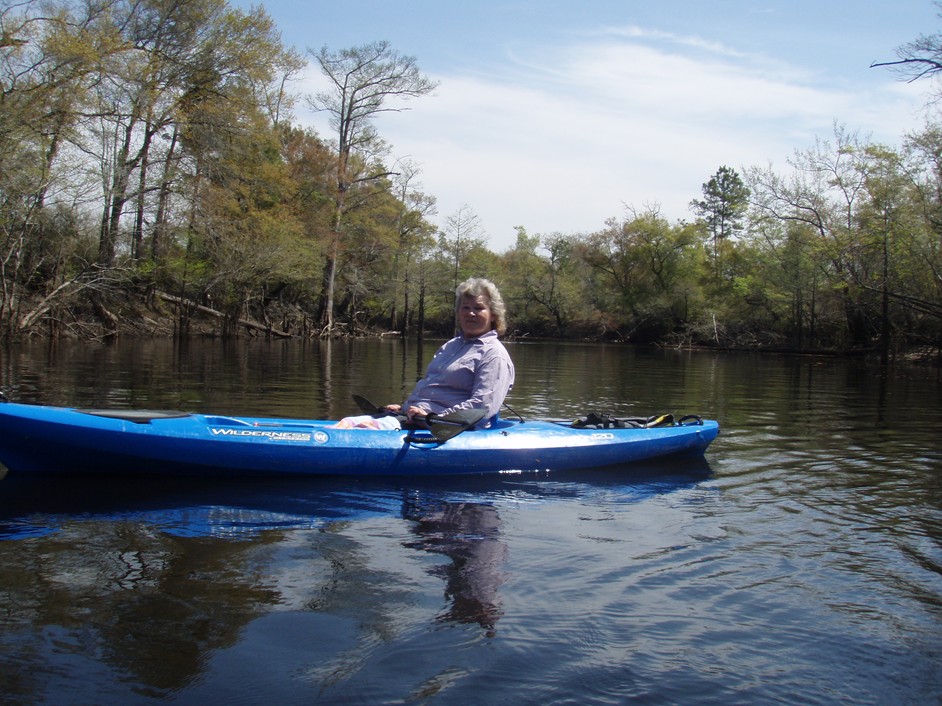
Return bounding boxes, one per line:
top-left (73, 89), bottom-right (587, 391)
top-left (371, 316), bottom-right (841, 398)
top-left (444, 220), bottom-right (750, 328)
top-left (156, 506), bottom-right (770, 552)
top-left (404, 330), bottom-right (514, 426)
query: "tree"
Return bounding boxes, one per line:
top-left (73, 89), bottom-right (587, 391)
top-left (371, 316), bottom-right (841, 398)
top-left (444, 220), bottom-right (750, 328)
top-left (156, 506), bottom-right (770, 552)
top-left (581, 208), bottom-right (706, 341)
top-left (280, 123), bottom-right (336, 322)
top-left (502, 226), bottom-right (543, 323)
top-left (531, 233), bottom-right (579, 334)
top-left (856, 145), bottom-right (912, 364)
top-left (0, 0), bottom-right (119, 336)
top-left (871, 2), bottom-right (942, 101)
top-left (746, 129), bottom-right (869, 348)
top-left (388, 161), bottom-right (436, 333)
top-left (308, 40), bottom-right (437, 336)
top-left (903, 126), bottom-right (942, 328)
top-left (690, 165), bottom-right (750, 275)
top-left (87, 0), bottom-right (280, 266)
top-left (438, 204), bottom-right (487, 288)
top-left (744, 126), bottom-right (933, 354)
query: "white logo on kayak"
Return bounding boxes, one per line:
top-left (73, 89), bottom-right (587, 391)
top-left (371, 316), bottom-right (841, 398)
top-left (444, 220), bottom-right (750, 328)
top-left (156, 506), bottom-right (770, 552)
top-left (210, 428), bottom-right (311, 442)
top-left (313, 431), bottom-right (329, 444)
top-left (591, 432), bottom-right (615, 440)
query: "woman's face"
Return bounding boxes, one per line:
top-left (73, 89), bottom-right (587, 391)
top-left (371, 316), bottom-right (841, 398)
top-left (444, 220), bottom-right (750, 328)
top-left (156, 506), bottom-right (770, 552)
top-left (458, 294), bottom-right (494, 339)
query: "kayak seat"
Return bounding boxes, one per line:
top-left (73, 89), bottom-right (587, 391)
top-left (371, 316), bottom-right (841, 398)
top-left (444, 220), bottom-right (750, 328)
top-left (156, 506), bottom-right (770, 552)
top-left (78, 409), bottom-right (192, 424)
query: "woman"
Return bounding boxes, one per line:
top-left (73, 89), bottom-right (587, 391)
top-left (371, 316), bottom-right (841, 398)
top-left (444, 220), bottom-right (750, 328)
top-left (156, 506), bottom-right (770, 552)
top-left (390, 277), bottom-right (514, 427)
top-left (335, 278), bottom-right (514, 430)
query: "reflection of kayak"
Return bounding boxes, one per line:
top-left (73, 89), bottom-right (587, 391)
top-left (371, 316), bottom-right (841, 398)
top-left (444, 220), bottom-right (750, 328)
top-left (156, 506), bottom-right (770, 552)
top-left (0, 460), bottom-right (710, 541)
top-left (0, 402), bottom-right (719, 477)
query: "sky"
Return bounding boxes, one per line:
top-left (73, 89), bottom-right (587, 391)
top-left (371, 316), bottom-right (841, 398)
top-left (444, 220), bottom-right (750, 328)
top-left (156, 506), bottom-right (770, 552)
top-left (232, 0), bottom-right (939, 251)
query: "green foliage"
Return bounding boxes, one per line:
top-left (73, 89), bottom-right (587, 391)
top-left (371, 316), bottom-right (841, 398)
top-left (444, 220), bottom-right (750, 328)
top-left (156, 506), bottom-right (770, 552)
top-left (1, 3), bottom-right (940, 359)
top-left (690, 165), bottom-right (750, 276)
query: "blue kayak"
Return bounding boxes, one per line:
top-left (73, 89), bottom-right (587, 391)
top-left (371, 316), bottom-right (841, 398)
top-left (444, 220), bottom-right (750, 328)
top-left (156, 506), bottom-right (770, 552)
top-left (0, 402), bottom-right (719, 477)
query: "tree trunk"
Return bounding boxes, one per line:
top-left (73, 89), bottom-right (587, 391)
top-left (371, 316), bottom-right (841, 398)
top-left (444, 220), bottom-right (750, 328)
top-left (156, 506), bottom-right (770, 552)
top-left (132, 128), bottom-right (152, 260)
top-left (320, 182), bottom-right (346, 336)
top-left (417, 280), bottom-right (426, 340)
top-left (99, 116), bottom-right (137, 266)
top-left (880, 221), bottom-right (891, 366)
top-left (320, 247), bottom-right (337, 335)
top-left (152, 127), bottom-right (179, 260)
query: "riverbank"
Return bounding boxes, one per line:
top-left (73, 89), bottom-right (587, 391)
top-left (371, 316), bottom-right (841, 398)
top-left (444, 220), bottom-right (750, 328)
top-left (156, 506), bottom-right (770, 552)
top-left (11, 288), bottom-right (942, 370)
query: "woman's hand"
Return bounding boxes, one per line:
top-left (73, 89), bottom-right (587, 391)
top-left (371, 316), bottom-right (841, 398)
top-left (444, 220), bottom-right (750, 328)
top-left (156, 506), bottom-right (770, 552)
top-left (384, 403), bottom-right (429, 421)
top-left (405, 406), bottom-right (428, 421)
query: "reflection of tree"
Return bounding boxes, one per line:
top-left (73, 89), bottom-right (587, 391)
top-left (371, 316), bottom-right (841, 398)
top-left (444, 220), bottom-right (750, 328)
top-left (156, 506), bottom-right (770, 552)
top-left (0, 520), bottom-right (277, 698)
top-left (402, 497), bottom-right (508, 637)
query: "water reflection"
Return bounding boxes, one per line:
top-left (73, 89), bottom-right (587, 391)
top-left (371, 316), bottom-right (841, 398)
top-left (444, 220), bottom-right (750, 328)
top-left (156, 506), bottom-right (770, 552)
top-left (0, 475), bottom-right (397, 540)
top-left (402, 496), bottom-right (508, 636)
top-left (0, 514), bottom-right (278, 697)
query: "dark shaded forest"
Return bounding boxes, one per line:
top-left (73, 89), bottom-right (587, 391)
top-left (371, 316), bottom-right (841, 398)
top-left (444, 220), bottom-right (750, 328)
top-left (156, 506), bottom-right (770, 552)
top-left (2, 0), bottom-right (942, 365)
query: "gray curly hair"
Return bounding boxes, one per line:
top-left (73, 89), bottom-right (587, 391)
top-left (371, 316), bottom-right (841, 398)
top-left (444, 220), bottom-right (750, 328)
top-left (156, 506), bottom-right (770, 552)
top-left (455, 277), bottom-right (508, 336)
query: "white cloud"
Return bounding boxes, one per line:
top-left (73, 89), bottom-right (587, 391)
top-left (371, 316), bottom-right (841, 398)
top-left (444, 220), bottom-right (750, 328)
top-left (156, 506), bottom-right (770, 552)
top-left (598, 24), bottom-right (749, 59)
top-left (290, 27), bottom-right (930, 251)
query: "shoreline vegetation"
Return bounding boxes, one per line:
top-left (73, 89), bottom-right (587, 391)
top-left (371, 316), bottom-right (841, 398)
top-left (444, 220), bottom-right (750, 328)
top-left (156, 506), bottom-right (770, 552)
top-left (2, 2), bottom-right (941, 370)
top-left (24, 286), bottom-right (939, 370)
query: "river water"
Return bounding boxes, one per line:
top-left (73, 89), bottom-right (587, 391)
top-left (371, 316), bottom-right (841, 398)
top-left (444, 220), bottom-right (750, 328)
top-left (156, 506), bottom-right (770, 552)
top-left (0, 338), bottom-right (940, 704)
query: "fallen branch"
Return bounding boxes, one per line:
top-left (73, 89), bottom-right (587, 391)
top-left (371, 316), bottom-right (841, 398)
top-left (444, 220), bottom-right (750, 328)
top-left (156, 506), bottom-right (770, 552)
top-left (156, 291), bottom-right (293, 338)
top-left (18, 277), bottom-right (90, 332)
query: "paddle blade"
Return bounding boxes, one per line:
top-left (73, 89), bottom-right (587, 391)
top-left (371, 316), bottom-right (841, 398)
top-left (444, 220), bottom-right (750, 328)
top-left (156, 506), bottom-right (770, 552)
top-left (426, 408), bottom-right (488, 441)
top-left (352, 394), bottom-right (381, 414)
